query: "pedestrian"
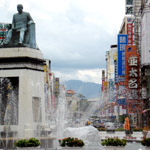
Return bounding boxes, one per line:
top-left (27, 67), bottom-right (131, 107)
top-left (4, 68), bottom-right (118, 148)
top-left (124, 116), bottom-right (131, 136)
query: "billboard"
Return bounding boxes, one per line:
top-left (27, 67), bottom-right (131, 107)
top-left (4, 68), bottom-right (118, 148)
top-left (141, 11), bottom-right (150, 65)
top-left (118, 34), bottom-right (128, 76)
top-left (0, 23), bottom-right (10, 45)
top-left (125, 45), bottom-right (142, 114)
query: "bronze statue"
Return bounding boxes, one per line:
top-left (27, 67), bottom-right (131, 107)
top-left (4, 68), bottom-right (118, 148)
top-left (1, 4), bottom-right (37, 49)
top-left (12, 4), bottom-right (34, 44)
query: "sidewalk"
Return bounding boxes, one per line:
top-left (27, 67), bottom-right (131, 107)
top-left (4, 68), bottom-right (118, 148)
top-left (99, 131), bottom-right (143, 142)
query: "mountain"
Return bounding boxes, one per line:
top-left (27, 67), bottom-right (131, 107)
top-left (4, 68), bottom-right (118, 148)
top-left (64, 80), bottom-right (101, 99)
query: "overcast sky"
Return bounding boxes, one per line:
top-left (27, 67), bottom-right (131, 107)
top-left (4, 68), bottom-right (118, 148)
top-left (0, 0), bottom-right (125, 84)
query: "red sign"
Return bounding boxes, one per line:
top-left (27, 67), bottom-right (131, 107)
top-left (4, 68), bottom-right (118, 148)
top-left (127, 24), bottom-right (133, 45)
top-left (125, 46), bottom-right (142, 114)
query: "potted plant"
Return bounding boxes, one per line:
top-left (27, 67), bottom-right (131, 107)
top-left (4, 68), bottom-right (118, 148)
top-left (59, 137), bottom-right (85, 150)
top-left (14, 137), bottom-right (42, 150)
top-left (101, 138), bottom-right (126, 150)
top-left (141, 137), bottom-right (150, 149)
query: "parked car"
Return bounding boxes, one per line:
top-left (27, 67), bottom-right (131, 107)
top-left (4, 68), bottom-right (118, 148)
top-left (118, 123), bottom-right (124, 128)
top-left (105, 122), bottom-right (115, 132)
top-left (93, 120), bottom-right (101, 128)
top-left (113, 123), bottom-right (118, 129)
top-left (92, 119), bottom-right (105, 128)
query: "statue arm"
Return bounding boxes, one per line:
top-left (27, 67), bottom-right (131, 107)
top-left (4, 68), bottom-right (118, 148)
top-left (27, 13), bottom-right (34, 25)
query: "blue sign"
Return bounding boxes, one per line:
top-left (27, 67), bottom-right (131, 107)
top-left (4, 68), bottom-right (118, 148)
top-left (118, 76), bottom-right (125, 82)
top-left (117, 99), bottom-right (126, 105)
top-left (118, 34), bottom-right (128, 76)
top-left (114, 60), bottom-right (118, 83)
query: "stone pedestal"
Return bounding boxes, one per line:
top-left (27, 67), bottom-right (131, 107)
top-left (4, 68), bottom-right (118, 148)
top-left (0, 47), bottom-right (46, 138)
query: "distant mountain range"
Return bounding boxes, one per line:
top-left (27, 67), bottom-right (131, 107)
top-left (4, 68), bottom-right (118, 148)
top-left (64, 80), bottom-right (101, 99)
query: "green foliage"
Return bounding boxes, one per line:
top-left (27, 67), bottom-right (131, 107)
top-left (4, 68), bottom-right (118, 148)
top-left (115, 128), bottom-right (125, 131)
top-left (119, 115), bottom-right (126, 124)
top-left (14, 139), bottom-right (28, 147)
top-left (14, 138), bottom-right (40, 147)
top-left (101, 138), bottom-right (126, 146)
top-left (141, 138), bottom-right (150, 147)
top-left (97, 128), bottom-right (106, 131)
top-left (132, 128), bottom-right (143, 132)
top-left (59, 137), bottom-right (84, 147)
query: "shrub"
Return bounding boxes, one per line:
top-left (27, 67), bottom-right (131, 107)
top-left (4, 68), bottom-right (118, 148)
top-left (141, 138), bottom-right (150, 147)
top-left (59, 137), bottom-right (84, 147)
top-left (97, 128), bottom-right (106, 131)
top-left (101, 138), bottom-right (126, 146)
top-left (132, 128), bottom-right (143, 132)
top-left (14, 139), bottom-right (28, 147)
top-left (115, 128), bottom-right (125, 131)
top-left (14, 138), bottom-right (40, 147)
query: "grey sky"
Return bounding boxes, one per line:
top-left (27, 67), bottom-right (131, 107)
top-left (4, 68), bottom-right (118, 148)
top-left (0, 0), bottom-right (125, 83)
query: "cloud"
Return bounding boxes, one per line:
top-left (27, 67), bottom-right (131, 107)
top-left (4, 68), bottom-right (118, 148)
top-left (54, 68), bottom-right (105, 84)
top-left (0, 0), bottom-right (125, 83)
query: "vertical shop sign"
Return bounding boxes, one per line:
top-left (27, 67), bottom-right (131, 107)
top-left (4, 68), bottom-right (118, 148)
top-left (102, 70), bottom-right (105, 91)
top-left (109, 79), bottom-right (114, 102)
top-left (125, 0), bottom-right (133, 15)
top-left (118, 34), bottom-right (128, 76)
top-left (125, 45), bottom-right (142, 113)
top-left (127, 23), bottom-right (133, 45)
top-left (114, 60), bottom-right (118, 83)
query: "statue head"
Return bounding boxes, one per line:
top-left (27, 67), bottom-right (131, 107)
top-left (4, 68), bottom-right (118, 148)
top-left (17, 4), bottom-right (23, 14)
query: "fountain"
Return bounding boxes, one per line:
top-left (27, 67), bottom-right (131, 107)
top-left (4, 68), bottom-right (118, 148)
top-left (45, 83), bottom-right (102, 150)
top-left (62, 126), bottom-right (101, 149)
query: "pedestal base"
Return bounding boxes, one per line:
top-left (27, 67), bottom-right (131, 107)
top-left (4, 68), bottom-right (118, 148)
top-left (0, 47), bottom-right (46, 138)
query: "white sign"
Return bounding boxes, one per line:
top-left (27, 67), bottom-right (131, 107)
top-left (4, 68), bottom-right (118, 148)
top-left (141, 11), bottom-right (150, 65)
